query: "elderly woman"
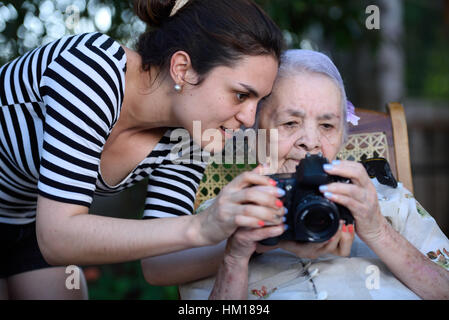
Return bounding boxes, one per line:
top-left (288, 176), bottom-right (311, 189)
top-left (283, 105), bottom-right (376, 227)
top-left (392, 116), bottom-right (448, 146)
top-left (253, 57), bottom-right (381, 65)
top-left (179, 49), bottom-right (449, 300)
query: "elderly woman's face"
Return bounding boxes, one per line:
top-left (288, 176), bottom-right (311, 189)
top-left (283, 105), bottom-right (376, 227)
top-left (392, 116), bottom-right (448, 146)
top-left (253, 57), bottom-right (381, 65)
top-left (258, 72), bottom-right (344, 174)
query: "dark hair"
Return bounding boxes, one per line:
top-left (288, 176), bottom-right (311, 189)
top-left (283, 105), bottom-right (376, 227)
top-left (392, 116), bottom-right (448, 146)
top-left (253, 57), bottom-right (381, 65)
top-left (134, 0), bottom-right (284, 83)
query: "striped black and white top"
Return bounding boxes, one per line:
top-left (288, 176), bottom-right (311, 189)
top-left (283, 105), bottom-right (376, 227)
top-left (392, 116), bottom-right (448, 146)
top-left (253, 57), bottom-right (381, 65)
top-left (0, 32), bottom-right (207, 225)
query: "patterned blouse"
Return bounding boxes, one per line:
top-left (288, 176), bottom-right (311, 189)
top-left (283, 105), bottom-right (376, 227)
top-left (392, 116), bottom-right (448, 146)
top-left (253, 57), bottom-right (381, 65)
top-left (180, 178), bottom-right (449, 300)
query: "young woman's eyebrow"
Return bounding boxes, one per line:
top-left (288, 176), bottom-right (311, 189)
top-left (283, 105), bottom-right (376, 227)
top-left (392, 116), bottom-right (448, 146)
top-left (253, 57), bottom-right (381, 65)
top-left (238, 82), bottom-right (259, 98)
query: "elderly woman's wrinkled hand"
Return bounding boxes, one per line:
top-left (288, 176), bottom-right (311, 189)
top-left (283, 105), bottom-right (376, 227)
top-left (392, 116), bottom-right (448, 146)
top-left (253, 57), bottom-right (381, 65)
top-left (320, 160), bottom-right (388, 244)
top-left (225, 225), bottom-right (286, 263)
top-left (277, 220), bottom-right (355, 259)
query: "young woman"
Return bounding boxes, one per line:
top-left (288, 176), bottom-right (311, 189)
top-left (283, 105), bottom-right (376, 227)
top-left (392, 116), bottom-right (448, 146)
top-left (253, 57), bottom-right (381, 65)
top-left (0, 0), bottom-right (286, 299)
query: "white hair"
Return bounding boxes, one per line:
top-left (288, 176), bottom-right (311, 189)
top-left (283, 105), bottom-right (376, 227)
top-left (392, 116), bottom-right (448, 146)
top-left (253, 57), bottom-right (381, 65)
top-left (256, 49), bottom-right (349, 141)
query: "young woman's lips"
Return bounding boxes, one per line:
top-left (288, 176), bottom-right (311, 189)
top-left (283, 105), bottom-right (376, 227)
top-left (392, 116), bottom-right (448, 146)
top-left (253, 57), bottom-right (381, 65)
top-left (220, 126), bottom-right (234, 139)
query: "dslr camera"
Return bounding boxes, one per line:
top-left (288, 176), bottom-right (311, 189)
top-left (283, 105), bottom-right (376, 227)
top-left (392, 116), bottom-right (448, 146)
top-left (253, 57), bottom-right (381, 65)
top-left (260, 153), bottom-right (354, 245)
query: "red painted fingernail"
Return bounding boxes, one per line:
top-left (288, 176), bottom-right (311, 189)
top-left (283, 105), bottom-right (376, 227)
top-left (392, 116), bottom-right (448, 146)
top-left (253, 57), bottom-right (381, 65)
top-left (348, 225), bottom-right (354, 233)
top-left (275, 199), bottom-right (283, 208)
top-left (269, 179), bottom-right (277, 186)
top-left (342, 224), bottom-right (347, 232)
top-left (258, 220), bottom-right (265, 227)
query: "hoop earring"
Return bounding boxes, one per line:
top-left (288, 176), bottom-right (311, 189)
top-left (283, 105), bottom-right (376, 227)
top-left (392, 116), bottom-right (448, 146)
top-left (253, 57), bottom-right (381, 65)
top-left (174, 84), bottom-right (182, 92)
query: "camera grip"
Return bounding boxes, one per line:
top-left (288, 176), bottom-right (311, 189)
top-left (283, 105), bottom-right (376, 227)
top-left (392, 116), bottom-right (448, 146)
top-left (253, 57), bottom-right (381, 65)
top-left (259, 237), bottom-right (280, 246)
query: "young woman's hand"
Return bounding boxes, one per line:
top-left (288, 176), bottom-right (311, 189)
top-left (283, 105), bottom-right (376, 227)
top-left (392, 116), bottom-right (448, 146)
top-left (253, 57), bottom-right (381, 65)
top-left (320, 160), bottom-right (389, 244)
top-left (277, 220), bottom-right (355, 259)
top-left (195, 167), bottom-right (286, 246)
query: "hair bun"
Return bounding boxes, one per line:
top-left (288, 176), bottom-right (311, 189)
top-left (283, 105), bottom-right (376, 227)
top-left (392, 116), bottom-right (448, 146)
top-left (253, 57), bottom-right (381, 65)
top-left (133, 0), bottom-right (176, 27)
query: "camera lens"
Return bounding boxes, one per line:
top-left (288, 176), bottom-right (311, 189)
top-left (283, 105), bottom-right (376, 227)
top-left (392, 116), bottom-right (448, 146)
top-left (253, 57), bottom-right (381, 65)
top-left (295, 195), bottom-right (340, 242)
top-left (303, 207), bottom-right (332, 233)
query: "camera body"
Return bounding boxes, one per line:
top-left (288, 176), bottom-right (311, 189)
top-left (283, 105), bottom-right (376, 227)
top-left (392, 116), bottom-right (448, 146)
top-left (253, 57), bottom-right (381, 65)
top-left (260, 154), bottom-right (354, 246)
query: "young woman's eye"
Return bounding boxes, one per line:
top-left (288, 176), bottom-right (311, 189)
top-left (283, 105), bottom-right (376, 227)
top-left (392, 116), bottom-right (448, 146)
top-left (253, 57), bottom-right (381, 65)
top-left (236, 92), bottom-right (249, 102)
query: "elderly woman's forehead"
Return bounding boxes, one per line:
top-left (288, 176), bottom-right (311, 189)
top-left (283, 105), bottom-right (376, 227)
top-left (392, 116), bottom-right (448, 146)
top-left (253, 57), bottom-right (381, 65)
top-left (275, 70), bottom-right (338, 90)
top-left (266, 73), bottom-right (341, 106)
top-left (271, 106), bottom-right (341, 120)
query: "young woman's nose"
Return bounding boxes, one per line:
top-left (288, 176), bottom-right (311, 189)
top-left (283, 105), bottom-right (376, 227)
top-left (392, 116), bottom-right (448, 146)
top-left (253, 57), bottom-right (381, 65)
top-left (235, 103), bottom-right (257, 128)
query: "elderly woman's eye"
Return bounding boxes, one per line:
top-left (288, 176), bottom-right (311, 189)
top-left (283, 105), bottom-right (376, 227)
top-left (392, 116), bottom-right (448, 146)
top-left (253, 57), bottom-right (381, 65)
top-left (283, 121), bottom-right (298, 128)
top-left (321, 123), bottom-right (334, 130)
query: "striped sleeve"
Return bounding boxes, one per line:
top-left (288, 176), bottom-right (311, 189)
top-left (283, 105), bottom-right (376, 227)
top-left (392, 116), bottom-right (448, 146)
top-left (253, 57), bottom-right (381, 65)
top-left (143, 136), bottom-right (208, 219)
top-left (37, 33), bottom-right (126, 207)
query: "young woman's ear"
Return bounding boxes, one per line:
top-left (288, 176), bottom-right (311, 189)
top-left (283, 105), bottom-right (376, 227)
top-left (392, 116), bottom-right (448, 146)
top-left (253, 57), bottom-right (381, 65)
top-left (169, 51), bottom-right (198, 90)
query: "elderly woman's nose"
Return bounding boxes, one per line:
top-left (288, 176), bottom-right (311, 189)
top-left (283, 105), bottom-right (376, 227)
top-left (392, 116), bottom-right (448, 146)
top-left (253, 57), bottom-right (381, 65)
top-left (295, 127), bottom-right (321, 151)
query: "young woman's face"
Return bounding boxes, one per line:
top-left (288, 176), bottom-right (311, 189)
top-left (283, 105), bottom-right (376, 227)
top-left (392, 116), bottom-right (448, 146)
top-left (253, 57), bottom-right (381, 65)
top-left (173, 54), bottom-right (279, 153)
top-left (258, 72), bottom-right (345, 174)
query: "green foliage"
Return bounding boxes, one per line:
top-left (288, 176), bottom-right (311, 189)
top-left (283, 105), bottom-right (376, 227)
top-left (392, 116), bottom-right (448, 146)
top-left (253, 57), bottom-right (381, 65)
top-left (2, 0), bottom-right (447, 100)
top-left (404, 1), bottom-right (449, 100)
top-left (255, 0), bottom-right (379, 49)
top-left (87, 261), bottom-right (179, 300)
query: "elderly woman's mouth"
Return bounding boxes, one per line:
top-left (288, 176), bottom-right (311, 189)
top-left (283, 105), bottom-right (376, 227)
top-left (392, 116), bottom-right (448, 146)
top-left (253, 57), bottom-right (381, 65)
top-left (277, 159), bottom-right (301, 173)
top-left (287, 159), bottom-right (300, 166)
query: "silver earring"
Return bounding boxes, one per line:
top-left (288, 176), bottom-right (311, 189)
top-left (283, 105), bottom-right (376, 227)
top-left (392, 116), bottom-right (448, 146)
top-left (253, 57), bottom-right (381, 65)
top-left (174, 84), bottom-right (182, 92)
